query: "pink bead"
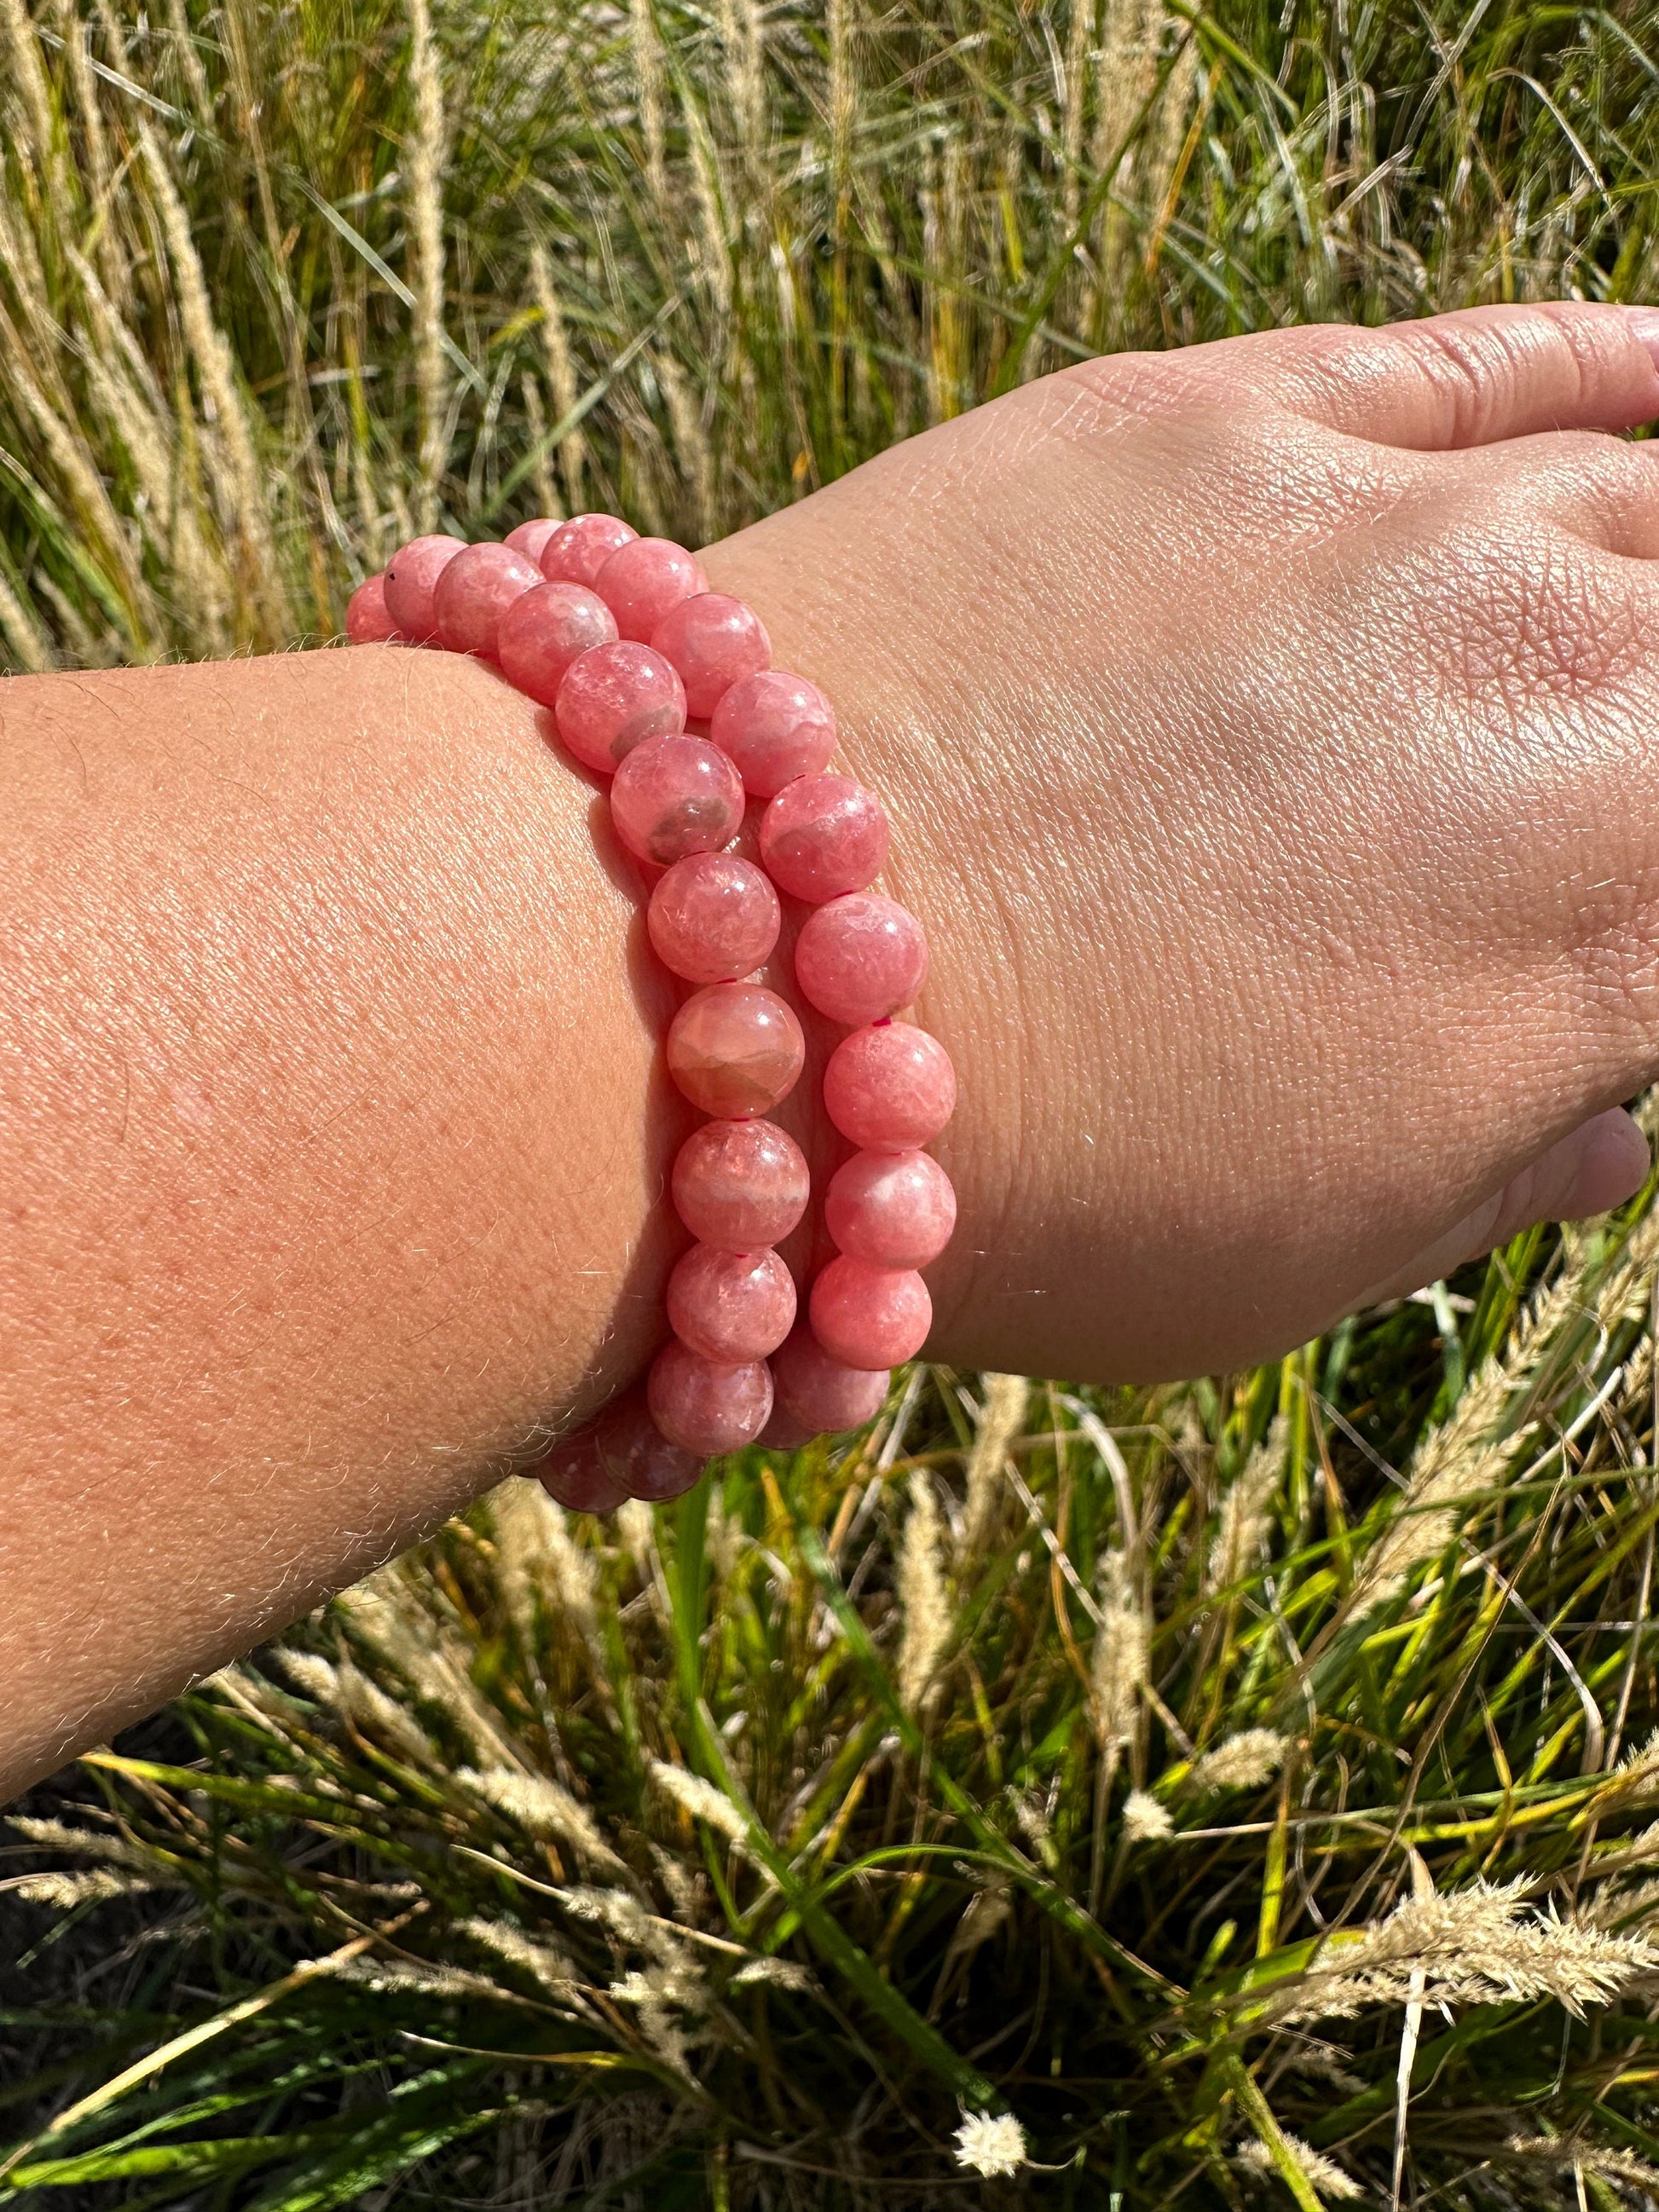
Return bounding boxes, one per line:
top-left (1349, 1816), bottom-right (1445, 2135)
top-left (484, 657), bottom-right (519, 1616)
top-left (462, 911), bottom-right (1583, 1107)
top-left (709, 670), bottom-right (836, 798)
top-left (824, 1149), bottom-right (957, 1269)
top-left (795, 892), bottom-right (929, 1025)
top-left (554, 643), bottom-right (687, 774)
top-left (667, 1245), bottom-right (797, 1362)
top-left (431, 542), bottom-right (541, 657)
top-left (647, 1341), bottom-right (773, 1454)
top-left (506, 517), bottom-right (563, 564)
top-left (648, 854), bottom-right (780, 984)
top-left (600, 1391), bottom-right (707, 1502)
top-left (823, 1022), bottom-right (957, 1152)
top-left (667, 984), bottom-right (805, 1118)
top-left (759, 775), bottom-right (889, 904)
top-left (497, 581), bottom-right (619, 707)
top-left (810, 1256), bottom-right (932, 1368)
top-left (590, 1388), bottom-right (706, 1502)
top-left (536, 1426), bottom-right (633, 1514)
top-left (382, 534), bottom-right (466, 642)
top-left (345, 574), bottom-right (399, 644)
top-left (757, 1401), bottom-right (818, 1450)
top-left (541, 512), bottom-right (638, 590)
top-left (672, 1119), bottom-right (810, 1249)
top-left (609, 734), bottom-right (745, 867)
top-left (772, 1327), bottom-right (890, 1435)
top-left (595, 537), bottom-right (709, 643)
top-left (650, 592), bottom-right (771, 719)
top-left (537, 1388), bottom-right (704, 1510)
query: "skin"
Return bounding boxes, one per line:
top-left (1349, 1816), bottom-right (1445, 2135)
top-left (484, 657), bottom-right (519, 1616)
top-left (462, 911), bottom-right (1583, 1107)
top-left (3, 300), bottom-right (1659, 1795)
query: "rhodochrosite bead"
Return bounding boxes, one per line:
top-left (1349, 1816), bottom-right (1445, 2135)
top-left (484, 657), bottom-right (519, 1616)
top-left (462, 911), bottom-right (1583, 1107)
top-left (537, 1429), bottom-right (633, 1513)
top-left (541, 512), bottom-right (637, 589)
top-left (648, 854), bottom-right (781, 984)
top-left (506, 517), bottom-right (563, 564)
top-left (598, 1390), bottom-right (707, 1501)
top-left (383, 534), bottom-right (466, 641)
top-left (597, 537), bottom-right (708, 643)
top-left (537, 1389), bottom-right (703, 1510)
top-left (610, 735), bottom-right (745, 866)
top-left (647, 1340), bottom-right (773, 1454)
top-left (709, 670), bottom-right (836, 798)
top-left (650, 592), bottom-right (771, 718)
top-left (795, 892), bottom-right (929, 1025)
top-left (672, 1119), bottom-right (810, 1248)
top-left (668, 1244), bottom-right (797, 1362)
top-left (772, 1327), bottom-right (890, 1435)
top-left (345, 574), bottom-right (398, 644)
top-left (555, 643), bottom-right (687, 774)
top-left (759, 775), bottom-right (889, 903)
top-left (497, 581), bottom-right (619, 706)
top-left (823, 1021), bottom-right (956, 1151)
top-left (596, 1389), bottom-right (706, 1501)
top-left (824, 1148), bottom-right (957, 1269)
top-left (431, 542), bottom-right (540, 656)
top-left (667, 985), bottom-right (805, 1118)
top-left (810, 1255), bottom-right (932, 1367)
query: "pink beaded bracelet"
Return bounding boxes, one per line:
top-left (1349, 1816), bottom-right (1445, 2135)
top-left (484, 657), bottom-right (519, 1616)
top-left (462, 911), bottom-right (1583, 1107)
top-left (348, 516), bottom-right (957, 1511)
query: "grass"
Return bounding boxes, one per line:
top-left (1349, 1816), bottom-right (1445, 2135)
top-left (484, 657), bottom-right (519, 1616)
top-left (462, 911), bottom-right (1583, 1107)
top-left (4, 0), bottom-right (1659, 2203)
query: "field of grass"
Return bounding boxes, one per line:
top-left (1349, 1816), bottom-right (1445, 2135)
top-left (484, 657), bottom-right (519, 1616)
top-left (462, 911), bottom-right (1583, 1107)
top-left (5, 0), bottom-right (1659, 2204)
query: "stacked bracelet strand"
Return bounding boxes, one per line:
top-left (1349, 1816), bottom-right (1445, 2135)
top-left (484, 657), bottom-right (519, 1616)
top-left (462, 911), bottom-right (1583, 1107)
top-left (350, 517), bottom-right (957, 1509)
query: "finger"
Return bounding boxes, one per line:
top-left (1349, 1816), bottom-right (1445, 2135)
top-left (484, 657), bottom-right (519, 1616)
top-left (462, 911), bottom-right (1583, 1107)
top-left (1355, 1108), bottom-right (1650, 1310)
top-left (1206, 303), bottom-right (1659, 453)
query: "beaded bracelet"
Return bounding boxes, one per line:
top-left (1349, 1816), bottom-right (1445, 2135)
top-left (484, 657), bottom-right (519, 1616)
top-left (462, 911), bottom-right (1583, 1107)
top-left (347, 516), bottom-right (957, 1511)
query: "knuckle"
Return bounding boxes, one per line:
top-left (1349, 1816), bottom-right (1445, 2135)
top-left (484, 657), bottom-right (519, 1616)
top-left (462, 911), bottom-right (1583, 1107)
top-left (1413, 525), bottom-right (1646, 714)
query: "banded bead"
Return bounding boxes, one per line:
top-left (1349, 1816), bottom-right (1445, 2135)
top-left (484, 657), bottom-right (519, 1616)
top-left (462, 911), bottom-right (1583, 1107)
top-left (759, 774), bottom-right (889, 904)
top-left (667, 984), bottom-right (806, 1118)
top-left (610, 735), bottom-right (745, 867)
top-left (554, 642), bottom-right (687, 774)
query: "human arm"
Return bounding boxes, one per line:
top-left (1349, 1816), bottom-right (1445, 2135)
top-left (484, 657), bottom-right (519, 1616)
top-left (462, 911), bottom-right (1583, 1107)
top-left (5, 300), bottom-right (1659, 1794)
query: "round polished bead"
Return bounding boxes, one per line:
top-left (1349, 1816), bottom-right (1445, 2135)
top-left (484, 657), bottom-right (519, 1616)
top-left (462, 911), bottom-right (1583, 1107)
top-left (757, 1401), bottom-right (818, 1450)
top-left (810, 1256), bottom-right (932, 1368)
top-left (650, 592), bottom-right (771, 719)
top-left (602, 1395), bottom-right (707, 1502)
top-left (672, 1118), bottom-right (810, 1248)
top-left (432, 542), bottom-right (541, 657)
top-left (536, 1424), bottom-right (633, 1514)
top-left (554, 643), bottom-right (687, 775)
top-left (588, 1388), bottom-right (706, 1503)
top-left (759, 775), bottom-right (889, 904)
top-left (668, 1244), bottom-right (797, 1363)
top-left (506, 517), bottom-right (564, 565)
top-left (824, 1149), bottom-right (957, 1269)
top-left (667, 984), bottom-right (806, 1118)
top-left (541, 511), bottom-right (637, 589)
top-left (823, 1021), bottom-right (957, 1152)
top-left (497, 581), bottom-right (619, 707)
top-left (649, 854), bottom-right (780, 984)
top-left (345, 574), bottom-right (399, 644)
top-left (647, 1341), bottom-right (773, 1455)
top-left (382, 534), bottom-right (466, 642)
top-left (795, 892), bottom-right (929, 1025)
top-left (772, 1326), bottom-right (890, 1435)
top-left (610, 735), bottom-right (745, 867)
top-left (709, 670), bottom-right (836, 798)
top-left (596, 537), bottom-right (709, 643)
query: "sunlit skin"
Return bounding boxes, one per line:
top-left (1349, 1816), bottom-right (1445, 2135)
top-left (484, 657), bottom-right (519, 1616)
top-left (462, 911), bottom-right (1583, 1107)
top-left (3, 301), bottom-right (1659, 1794)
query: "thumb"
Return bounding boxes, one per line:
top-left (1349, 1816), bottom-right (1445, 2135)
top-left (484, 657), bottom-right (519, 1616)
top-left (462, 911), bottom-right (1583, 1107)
top-left (1355, 1109), bottom-right (1650, 1310)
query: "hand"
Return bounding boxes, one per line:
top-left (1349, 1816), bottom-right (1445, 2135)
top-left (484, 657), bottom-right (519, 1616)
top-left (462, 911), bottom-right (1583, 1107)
top-left (704, 303), bottom-right (1659, 1380)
